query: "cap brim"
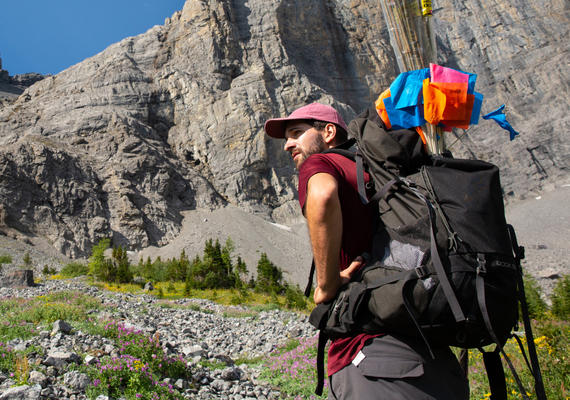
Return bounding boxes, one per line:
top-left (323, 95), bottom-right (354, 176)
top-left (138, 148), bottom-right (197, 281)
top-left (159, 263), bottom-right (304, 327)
top-left (264, 118), bottom-right (289, 139)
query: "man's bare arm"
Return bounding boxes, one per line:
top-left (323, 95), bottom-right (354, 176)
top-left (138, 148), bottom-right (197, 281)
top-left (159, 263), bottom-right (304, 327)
top-left (306, 172), bottom-right (343, 304)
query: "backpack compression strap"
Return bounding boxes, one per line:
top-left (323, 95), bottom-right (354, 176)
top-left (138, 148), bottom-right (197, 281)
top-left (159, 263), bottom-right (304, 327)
top-left (474, 225), bottom-right (547, 400)
top-left (314, 332), bottom-right (329, 396)
top-left (508, 225), bottom-right (548, 400)
top-left (377, 178), bottom-right (467, 325)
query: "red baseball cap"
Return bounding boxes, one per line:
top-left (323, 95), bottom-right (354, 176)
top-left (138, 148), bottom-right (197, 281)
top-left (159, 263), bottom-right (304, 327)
top-left (264, 103), bottom-right (348, 138)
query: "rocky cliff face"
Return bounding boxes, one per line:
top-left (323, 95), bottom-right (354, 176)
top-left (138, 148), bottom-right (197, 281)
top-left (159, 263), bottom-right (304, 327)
top-left (0, 0), bottom-right (568, 258)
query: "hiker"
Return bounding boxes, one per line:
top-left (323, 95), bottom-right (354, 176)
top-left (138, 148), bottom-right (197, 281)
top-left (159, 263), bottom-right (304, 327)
top-left (264, 103), bottom-right (469, 400)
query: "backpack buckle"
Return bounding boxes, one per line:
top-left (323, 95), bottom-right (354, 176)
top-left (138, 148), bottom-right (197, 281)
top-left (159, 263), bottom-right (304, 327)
top-left (415, 265), bottom-right (429, 279)
top-left (476, 254), bottom-right (487, 275)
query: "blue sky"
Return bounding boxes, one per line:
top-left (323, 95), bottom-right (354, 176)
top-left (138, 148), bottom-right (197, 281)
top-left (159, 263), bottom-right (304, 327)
top-left (0, 1), bottom-right (185, 75)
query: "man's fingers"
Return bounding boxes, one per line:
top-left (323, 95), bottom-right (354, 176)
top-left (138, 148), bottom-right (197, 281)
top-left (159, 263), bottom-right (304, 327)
top-left (340, 257), bottom-right (365, 282)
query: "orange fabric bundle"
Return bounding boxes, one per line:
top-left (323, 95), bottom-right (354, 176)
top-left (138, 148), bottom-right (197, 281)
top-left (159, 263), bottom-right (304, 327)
top-left (375, 88), bottom-right (392, 130)
top-left (422, 78), bottom-right (446, 125)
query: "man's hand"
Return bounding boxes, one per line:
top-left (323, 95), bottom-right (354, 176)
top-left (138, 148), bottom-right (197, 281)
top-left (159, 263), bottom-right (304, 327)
top-left (339, 256), bottom-right (364, 285)
top-left (314, 256), bottom-right (364, 304)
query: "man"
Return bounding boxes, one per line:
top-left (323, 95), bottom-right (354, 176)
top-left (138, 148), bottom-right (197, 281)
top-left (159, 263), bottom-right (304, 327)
top-left (264, 103), bottom-right (469, 399)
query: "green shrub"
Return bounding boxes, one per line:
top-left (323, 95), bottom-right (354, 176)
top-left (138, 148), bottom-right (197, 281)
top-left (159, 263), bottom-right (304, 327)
top-left (85, 321), bottom-right (190, 400)
top-left (60, 262), bottom-right (89, 278)
top-left (0, 342), bottom-right (16, 373)
top-left (551, 275), bottom-right (570, 320)
top-left (22, 252), bottom-right (32, 268)
top-left (284, 285), bottom-right (307, 310)
top-left (259, 335), bottom-right (326, 399)
top-left (0, 254), bottom-right (11, 274)
top-left (523, 275), bottom-right (548, 320)
top-left (42, 265), bottom-right (57, 276)
top-left (0, 291), bottom-right (102, 341)
top-left (199, 359), bottom-right (227, 370)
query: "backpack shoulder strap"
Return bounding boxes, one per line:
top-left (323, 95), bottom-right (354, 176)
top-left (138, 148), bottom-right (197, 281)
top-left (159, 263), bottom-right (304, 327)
top-left (304, 259), bottom-right (315, 297)
top-left (324, 143), bottom-right (371, 205)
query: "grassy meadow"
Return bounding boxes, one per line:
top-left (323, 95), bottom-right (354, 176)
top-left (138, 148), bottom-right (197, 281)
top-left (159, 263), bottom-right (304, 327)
top-left (0, 243), bottom-right (567, 399)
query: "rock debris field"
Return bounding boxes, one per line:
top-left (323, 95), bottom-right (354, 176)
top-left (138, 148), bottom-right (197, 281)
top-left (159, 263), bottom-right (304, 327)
top-left (0, 278), bottom-right (316, 400)
top-left (0, 186), bottom-right (568, 399)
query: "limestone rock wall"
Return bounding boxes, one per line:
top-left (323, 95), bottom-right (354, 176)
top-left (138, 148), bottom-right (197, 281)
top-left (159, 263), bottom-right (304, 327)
top-left (0, 0), bottom-right (567, 257)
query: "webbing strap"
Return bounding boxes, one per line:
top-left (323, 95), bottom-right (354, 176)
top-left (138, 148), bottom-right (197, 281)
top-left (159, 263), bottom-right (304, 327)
top-left (314, 332), bottom-right (328, 396)
top-left (508, 225), bottom-right (547, 400)
top-left (476, 270), bottom-right (501, 346)
top-left (476, 263), bottom-right (531, 400)
top-left (512, 333), bottom-right (533, 373)
top-left (304, 259), bottom-right (315, 297)
top-left (500, 348), bottom-right (531, 400)
top-left (355, 153), bottom-right (369, 205)
top-left (426, 200), bottom-right (466, 323)
top-left (370, 177), bottom-right (400, 204)
top-left (516, 261), bottom-right (548, 400)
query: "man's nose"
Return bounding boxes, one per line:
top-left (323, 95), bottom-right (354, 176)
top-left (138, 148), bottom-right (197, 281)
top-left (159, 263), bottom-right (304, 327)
top-left (284, 137), bottom-right (295, 152)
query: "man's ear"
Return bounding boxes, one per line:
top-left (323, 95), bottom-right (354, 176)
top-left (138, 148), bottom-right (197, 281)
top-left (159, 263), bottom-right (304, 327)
top-left (323, 123), bottom-right (337, 146)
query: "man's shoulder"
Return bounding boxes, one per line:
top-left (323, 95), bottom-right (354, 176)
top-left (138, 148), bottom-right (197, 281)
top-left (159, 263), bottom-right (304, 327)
top-left (300, 153), bottom-right (347, 178)
top-left (305, 152), bottom-right (354, 168)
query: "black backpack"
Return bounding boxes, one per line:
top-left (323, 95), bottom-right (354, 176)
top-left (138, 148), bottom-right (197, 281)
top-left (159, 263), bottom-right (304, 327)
top-left (307, 107), bottom-right (546, 399)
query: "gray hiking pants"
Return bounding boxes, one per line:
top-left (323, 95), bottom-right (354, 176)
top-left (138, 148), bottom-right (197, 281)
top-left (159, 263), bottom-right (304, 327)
top-left (329, 335), bottom-right (469, 400)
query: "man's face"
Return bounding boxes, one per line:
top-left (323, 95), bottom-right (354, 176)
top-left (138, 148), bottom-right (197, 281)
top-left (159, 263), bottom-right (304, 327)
top-left (284, 121), bottom-right (327, 169)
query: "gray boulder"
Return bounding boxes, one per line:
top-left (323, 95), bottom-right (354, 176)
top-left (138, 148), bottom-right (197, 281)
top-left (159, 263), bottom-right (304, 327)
top-left (0, 270), bottom-right (34, 287)
top-left (42, 351), bottom-right (81, 368)
top-left (27, 371), bottom-right (48, 388)
top-left (63, 371), bottom-right (91, 392)
top-left (0, 384), bottom-right (41, 400)
top-left (51, 319), bottom-right (72, 335)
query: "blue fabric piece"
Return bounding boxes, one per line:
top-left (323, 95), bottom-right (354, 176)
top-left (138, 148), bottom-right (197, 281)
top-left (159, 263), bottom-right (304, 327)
top-left (470, 92), bottom-right (484, 125)
top-left (466, 74), bottom-right (476, 94)
top-left (384, 96), bottom-right (425, 129)
top-left (455, 68), bottom-right (477, 94)
top-left (389, 68), bottom-right (430, 109)
top-left (482, 105), bottom-right (520, 140)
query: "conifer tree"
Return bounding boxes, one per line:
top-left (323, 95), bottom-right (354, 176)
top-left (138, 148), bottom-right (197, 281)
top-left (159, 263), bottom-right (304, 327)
top-left (89, 238), bottom-right (112, 281)
top-left (113, 245), bottom-right (132, 283)
top-left (255, 253), bottom-right (284, 294)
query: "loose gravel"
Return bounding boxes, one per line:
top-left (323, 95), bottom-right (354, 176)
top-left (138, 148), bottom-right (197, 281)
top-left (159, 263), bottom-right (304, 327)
top-left (0, 278), bottom-right (316, 399)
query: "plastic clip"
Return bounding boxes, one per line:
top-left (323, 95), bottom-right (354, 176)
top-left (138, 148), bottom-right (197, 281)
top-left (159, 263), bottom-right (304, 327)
top-left (415, 265), bottom-right (429, 279)
top-left (476, 254), bottom-right (486, 275)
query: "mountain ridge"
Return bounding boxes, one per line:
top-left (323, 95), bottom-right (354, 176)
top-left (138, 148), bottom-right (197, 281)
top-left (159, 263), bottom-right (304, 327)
top-left (0, 0), bottom-right (568, 282)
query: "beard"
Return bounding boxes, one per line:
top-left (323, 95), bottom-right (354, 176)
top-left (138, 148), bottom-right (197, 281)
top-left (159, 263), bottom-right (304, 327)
top-left (294, 133), bottom-right (327, 169)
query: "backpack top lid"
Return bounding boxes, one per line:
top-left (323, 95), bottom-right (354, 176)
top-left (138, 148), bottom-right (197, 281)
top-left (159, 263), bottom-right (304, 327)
top-left (348, 106), bottom-right (429, 177)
